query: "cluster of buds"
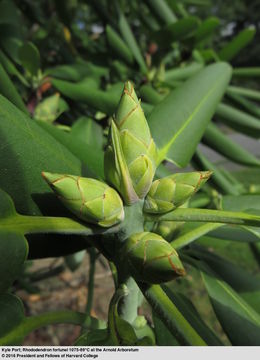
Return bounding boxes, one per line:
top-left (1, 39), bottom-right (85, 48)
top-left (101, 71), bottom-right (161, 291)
top-left (104, 81), bottom-right (157, 205)
top-left (42, 81), bottom-right (211, 284)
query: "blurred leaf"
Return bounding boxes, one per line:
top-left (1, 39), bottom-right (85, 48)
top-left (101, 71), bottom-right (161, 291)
top-left (164, 62), bottom-right (203, 82)
top-left (195, 16), bottom-right (220, 44)
top-left (19, 42), bottom-right (41, 76)
top-left (46, 63), bottom-right (108, 82)
top-left (203, 122), bottom-right (260, 166)
top-left (34, 93), bottom-right (68, 123)
top-left (144, 0), bottom-right (177, 25)
top-left (106, 25), bottom-right (134, 65)
top-left (219, 27), bottom-right (256, 61)
top-left (148, 63), bottom-right (231, 166)
top-left (153, 313), bottom-right (179, 345)
top-left (0, 294), bottom-right (25, 344)
top-left (0, 63), bottom-right (28, 113)
top-left (65, 250), bottom-right (86, 272)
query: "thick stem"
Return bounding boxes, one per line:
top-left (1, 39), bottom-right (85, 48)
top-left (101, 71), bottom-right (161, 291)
top-left (138, 283), bottom-right (207, 346)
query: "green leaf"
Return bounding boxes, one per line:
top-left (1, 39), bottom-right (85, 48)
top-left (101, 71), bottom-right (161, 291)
top-left (34, 93), bottom-right (68, 123)
top-left (19, 42), bottom-right (41, 76)
top-left (218, 27), bottom-right (256, 61)
top-left (227, 85), bottom-right (260, 102)
top-left (146, 207), bottom-right (260, 227)
top-left (65, 250), bottom-right (86, 272)
top-left (216, 103), bottom-right (260, 139)
top-left (144, 0), bottom-right (177, 25)
top-left (148, 62), bottom-right (232, 166)
top-left (202, 271), bottom-right (260, 345)
top-left (203, 122), bottom-right (260, 166)
top-left (139, 283), bottom-right (206, 345)
top-left (221, 195), bottom-right (260, 212)
top-left (195, 16), bottom-right (220, 44)
top-left (153, 17), bottom-right (199, 47)
top-left (71, 116), bottom-right (104, 151)
top-left (0, 95), bottom-right (81, 215)
top-left (162, 286), bottom-right (223, 345)
top-left (189, 247), bottom-right (260, 313)
top-left (116, 1), bottom-right (148, 74)
top-left (233, 67), bottom-right (260, 77)
top-left (38, 122), bottom-right (104, 179)
top-left (0, 49), bottom-right (28, 86)
top-left (106, 25), bottom-right (134, 65)
top-left (0, 63), bottom-right (28, 113)
top-left (164, 62), bottom-right (203, 82)
top-left (153, 313), bottom-right (179, 345)
top-left (51, 77), bottom-right (120, 115)
top-left (0, 294), bottom-right (25, 344)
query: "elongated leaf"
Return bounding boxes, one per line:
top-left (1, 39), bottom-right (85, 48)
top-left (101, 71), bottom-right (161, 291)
top-left (144, 0), bottom-right (177, 25)
top-left (171, 222), bottom-right (223, 250)
top-left (146, 207), bottom-right (260, 227)
top-left (153, 17), bottom-right (199, 47)
top-left (202, 272), bottom-right (260, 345)
top-left (190, 247), bottom-right (260, 313)
top-left (116, 2), bottom-right (147, 74)
top-left (71, 116), bottom-right (104, 151)
top-left (0, 49), bottom-right (28, 86)
top-left (51, 78), bottom-right (120, 115)
top-left (227, 85), bottom-right (260, 102)
top-left (233, 67), bottom-right (260, 77)
top-left (195, 16), bottom-right (220, 43)
top-left (203, 123), bottom-right (260, 166)
top-left (0, 63), bottom-right (27, 113)
top-left (0, 294), bottom-right (25, 343)
top-left (162, 286), bottom-right (223, 345)
top-left (219, 28), bottom-right (256, 61)
top-left (148, 62), bottom-right (232, 166)
top-left (193, 150), bottom-right (244, 195)
top-left (153, 313), bottom-right (179, 345)
top-left (106, 25), bottom-right (134, 65)
top-left (38, 122), bottom-right (104, 179)
top-left (46, 63), bottom-right (108, 82)
top-left (227, 92), bottom-right (260, 118)
top-left (0, 95), bottom-right (81, 215)
top-left (222, 195), bottom-right (260, 212)
top-left (19, 42), bottom-right (40, 76)
top-left (164, 62), bottom-right (203, 82)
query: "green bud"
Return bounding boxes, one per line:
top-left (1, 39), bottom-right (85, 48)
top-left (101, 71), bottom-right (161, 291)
top-left (144, 171), bottom-right (212, 214)
top-left (42, 172), bottom-right (124, 227)
top-left (121, 232), bottom-right (185, 283)
top-left (104, 81), bottom-right (157, 205)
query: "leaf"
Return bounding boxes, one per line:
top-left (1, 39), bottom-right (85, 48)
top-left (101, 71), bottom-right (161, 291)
top-left (34, 93), bottom-right (68, 123)
top-left (65, 250), bottom-right (86, 272)
top-left (216, 103), bottom-right (260, 138)
top-left (202, 271), bottom-right (260, 345)
top-left (0, 294), bottom-right (25, 344)
top-left (153, 313), bottom-right (179, 345)
top-left (218, 27), bottom-right (256, 61)
top-left (116, 1), bottom-right (148, 74)
top-left (0, 63), bottom-right (28, 113)
top-left (106, 25), bottom-right (134, 65)
top-left (146, 207), bottom-right (260, 227)
top-left (0, 95), bottom-right (81, 215)
top-left (203, 122), bottom-right (260, 166)
top-left (144, 0), bottom-right (177, 25)
top-left (233, 67), bottom-right (260, 77)
top-left (195, 16), bottom-right (220, 44)
top-left (71, 116), bottom-right (104, 151)
top-left (45, 62), bottom-right (108, 82)
top-left (164, 62), bottom-right (203, 82)
top-left (153, 17), bottom-right (199, 47)
top-left (190, 247), bottom-right (260, 313)
top-left (38, 122), bottom-right (104, 179)
top-left (51, 77), bottom-right (120, 115)
top-left (221, 195), bottom-right (260, 212)
top-left (162, 286), bottom-right (223, 345)
top-left (148, 62), bottom-right (232, 166)
top-left (227, 85), bottom-right (260, 101)
top-left (19, 42), bottom-right (41, 76)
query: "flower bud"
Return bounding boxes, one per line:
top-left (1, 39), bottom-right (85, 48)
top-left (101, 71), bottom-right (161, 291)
top-left (121, 232), bottom-right (185, 283)
top-left (42, 172), bottom-right (124, 227)
top-left (104, 81), bottom-right (157, 205)
top-left (144, 171), bottom-right (212, 214)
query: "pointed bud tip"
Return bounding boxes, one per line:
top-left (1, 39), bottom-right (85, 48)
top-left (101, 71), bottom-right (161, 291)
top-left (41, 171), bottom-right (64, 185)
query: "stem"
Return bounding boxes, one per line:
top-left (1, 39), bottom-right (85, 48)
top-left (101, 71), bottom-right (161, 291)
top-left (85, 248), bottom-right (97, 316)
top-left (145, 208), bottom-right (260, 227)
top-left (0, 214), bottom-right (120, 236)
top-left (139, 283), bottom-right (206, 346)
top-left (0, 311), bottom-right (94, 345)
top-left (118, 277), bottom-right (140, 324)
